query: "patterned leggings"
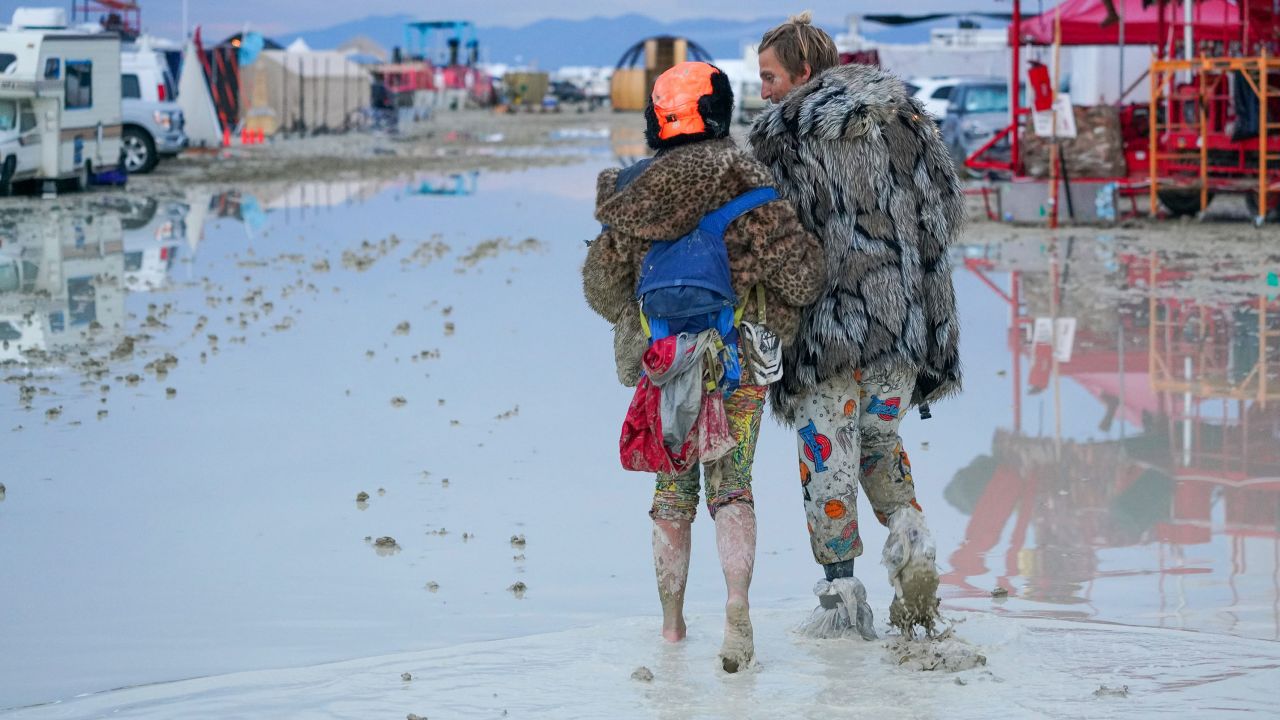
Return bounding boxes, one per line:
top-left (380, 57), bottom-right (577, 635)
top-left (650, 385), bottom-right (767, 522)
top-left (795, 368), bottom-right (923, 565)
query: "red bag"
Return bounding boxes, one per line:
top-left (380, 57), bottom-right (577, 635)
top-left (620, 375), bottom-right (669, 473)
top-left (1028, 61), bottom-right (1053, 112)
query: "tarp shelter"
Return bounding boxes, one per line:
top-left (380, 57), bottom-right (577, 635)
top-left (1013, 0), bottom-right (1244, 45)
top-left (238, 49), bottom-right (371, 135)
top-left (177, 40), bottom-right (224, 147)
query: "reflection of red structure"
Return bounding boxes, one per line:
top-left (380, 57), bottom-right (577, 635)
top-left (951, 242), bottom-right (1280, 635)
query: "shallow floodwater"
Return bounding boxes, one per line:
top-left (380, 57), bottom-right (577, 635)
top-left (1, 145), bottom-right (1278, 714)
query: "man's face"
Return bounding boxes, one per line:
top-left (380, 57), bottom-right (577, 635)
top-left (758, 47), bottom-right (808, 103)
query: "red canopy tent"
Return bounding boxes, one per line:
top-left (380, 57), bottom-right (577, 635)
top-left (1012, 0), bottom-right (1244, 46)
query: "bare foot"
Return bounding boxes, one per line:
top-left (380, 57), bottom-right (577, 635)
top-left (661, 615), bottom-right (687, 643)
top-left (719, 596), bottom-right (753, 673)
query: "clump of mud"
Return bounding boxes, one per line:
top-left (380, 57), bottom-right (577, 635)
top-left (630, 666), bottom-right (654, 682)
top-left (356, 491), bottom-right (370, 502)
top-left (884, 623), bottom-right (986, 672)
top-left (509, 534), bottom-right (526, 548)
top-left (373, 536), bottom-right (401, 556)
top-left (1095, 685), bottom-right (1129, 698)
top-left (456, 237), bottom-right (545, 269)
top-left (401, 239), bottom-right (451, 268)
top-left (507, 581), bottom-right (527, 598)
top-left (401, 672), bottom-right (413, 682)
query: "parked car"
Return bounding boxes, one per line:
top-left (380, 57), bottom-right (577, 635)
top-left (938, 80), bottom-right (1010, 176)
top-left (908, 76), bottom-right (973, 121)
top-left (549, 80), bottom-right (586, 104)
top-left (120, 46), bottom-right (186, 174)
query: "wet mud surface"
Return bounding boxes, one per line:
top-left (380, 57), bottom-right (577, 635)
top-left (1, 109), bottom-right (1278, 714)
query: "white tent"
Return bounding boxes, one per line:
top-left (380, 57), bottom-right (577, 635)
top-left (177, 41), bottom-right (223, 147)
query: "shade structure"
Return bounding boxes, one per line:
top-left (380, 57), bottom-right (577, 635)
top-left (1012, 0), bottom-right (1244, 46)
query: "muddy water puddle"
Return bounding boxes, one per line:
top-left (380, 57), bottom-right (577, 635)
top-left (1, 158), bottom-right (1278, 710)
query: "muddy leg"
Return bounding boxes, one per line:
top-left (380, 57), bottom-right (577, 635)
top-left (714, 502), bottom-right (755, 672)
top-left (652, 518), bottom-right (691, 642)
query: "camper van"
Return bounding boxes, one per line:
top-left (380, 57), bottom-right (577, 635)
top-left (0, 8), bottom-right (123, 193)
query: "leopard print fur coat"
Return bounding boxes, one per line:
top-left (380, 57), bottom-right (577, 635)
top-left (583, 137), bottom-right (826, 387)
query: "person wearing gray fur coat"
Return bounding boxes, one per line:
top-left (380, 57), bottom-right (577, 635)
top-left (749, 15), bottom-right (965, 636)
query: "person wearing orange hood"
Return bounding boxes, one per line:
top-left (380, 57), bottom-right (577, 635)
top-left (583, 61), bottom-right (825, 672)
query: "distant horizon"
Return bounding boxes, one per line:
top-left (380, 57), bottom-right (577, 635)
top-left (0, 1), bottom-right (990, 44)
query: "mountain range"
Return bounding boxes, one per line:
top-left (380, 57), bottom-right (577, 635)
top-left (279, 12), bottom-right (1005, 69)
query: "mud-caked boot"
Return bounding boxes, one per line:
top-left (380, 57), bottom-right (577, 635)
top-left (882, 506), bottom-right (940, 637)
top-left (796, 561), bottom-right (877, 640)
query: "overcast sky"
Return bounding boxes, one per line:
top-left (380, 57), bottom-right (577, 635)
top-left (1, 1), bottom-right (996, 40)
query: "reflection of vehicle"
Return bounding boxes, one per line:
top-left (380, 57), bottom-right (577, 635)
top-left (121, 46), bottom-right (186, 173)
top-left (409, 171), bottom-right (477, 197)
top-left (939, 79), bottom-right (1009, 175)
top-left (121, 199), bottom-right (185, 291)
top-left (0, 8), bottom-right (124, 192)
top-left (0, 202), bottom-right (125, 361)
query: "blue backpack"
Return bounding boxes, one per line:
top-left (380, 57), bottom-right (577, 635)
top-left (614, 158), bottom-right (778, 388)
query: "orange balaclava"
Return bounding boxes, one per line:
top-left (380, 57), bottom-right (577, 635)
top-left (645, 61), bottom-right (733, 149)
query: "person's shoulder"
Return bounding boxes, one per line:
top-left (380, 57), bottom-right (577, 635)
top-left (752, 64), bottom-right (912, 145)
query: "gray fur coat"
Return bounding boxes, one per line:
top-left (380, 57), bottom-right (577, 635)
top-left (748, 63), bottom-right (965, 424)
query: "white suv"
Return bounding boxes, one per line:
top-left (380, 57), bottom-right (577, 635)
top-left (121, 47), bottom-right (186, 173)
top-left (906, 76), bottom-right (971, 121)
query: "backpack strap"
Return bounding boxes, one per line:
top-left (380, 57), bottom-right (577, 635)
top-left (733, 283), bottom-right (767, 327)
top-left (698, 187), bottom-right (779, 239)
top-left (615, 158), bottom-right (653, 192)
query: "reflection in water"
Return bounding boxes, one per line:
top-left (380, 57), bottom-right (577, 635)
top-left (948, 235), bottom-right (1280, 639)
top-left (0, 208), bottom-right (126, 363)
top-left (410, 171), bottom-right (478, 197)
top-left (610, 125), bottom-right (650, 168)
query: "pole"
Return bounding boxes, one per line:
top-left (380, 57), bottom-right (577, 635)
top-left (1118, 0), bottom-right (1126, 104)
top-left (1149, 58), bottom-right (1159, 217)
top-left (1011, 271), bottom-right (1022, 434)
top-left (1050, 246), bottom-right (1062, 457)
top-left (298, 55), bottom-right (305, 134)
top-left (1261, 49), bottom-right (1270, 226)
top-left (1049, 5), bottom-right (1062, 229)
top-left (1183, 0), bottom-right (1194, 62)
top-left (1011, 0), bottom-right (1021, 176)
top-left (1199, 53), bottom-right (1208, 214)
top-left (282, 51), bottom-right (289, 133)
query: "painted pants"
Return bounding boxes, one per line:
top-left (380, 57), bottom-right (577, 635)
top-left (650, 385), bottom-right (767, 522)
top-left (796, 368), bottom-right (923, 565)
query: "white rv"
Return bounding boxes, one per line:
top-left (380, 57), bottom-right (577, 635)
top-left (0, 7), bottom-right (123, 193)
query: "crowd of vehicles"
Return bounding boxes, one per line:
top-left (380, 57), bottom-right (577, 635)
top-left (0, 7), bottom-right (187, 196)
